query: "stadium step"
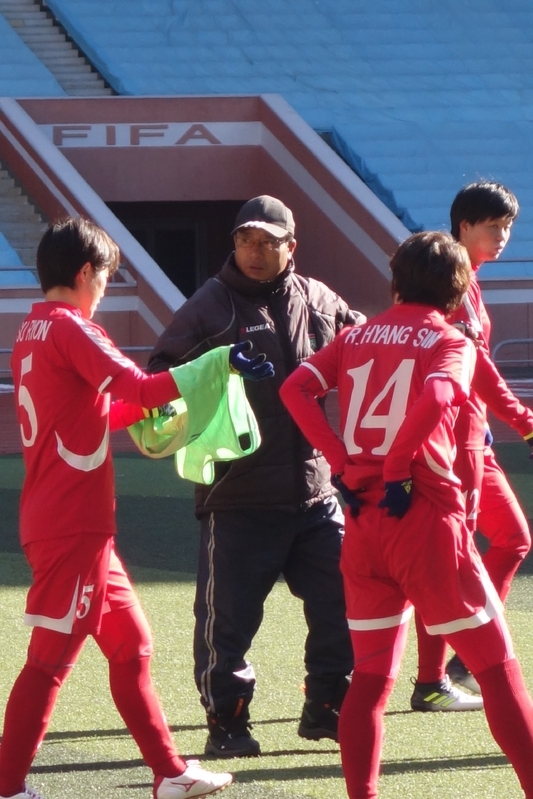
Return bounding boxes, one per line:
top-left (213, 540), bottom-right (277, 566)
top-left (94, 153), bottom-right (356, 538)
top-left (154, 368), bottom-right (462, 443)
top-left (0, 0), bottom-right (114, 96)
top-left (0, 162), bottom-right (47, 268)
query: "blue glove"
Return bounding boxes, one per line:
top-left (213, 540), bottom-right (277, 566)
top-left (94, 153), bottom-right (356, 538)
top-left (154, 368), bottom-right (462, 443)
top-left (229, 341), bottom-right (275, 380)
top-left (331, 473), bottom-right (363, 518)
top-left (378, 478), bottom-right (413, 519)
top-left (484, 424), bottom-right (494, 448)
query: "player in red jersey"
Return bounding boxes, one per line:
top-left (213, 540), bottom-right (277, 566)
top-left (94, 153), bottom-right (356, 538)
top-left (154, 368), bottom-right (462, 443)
top-left (0, 217), bottom-right (264, 799)
top-left (411, 182), bottom-right (533, 705)
top-left (280, 231), bottom-right (533, 799)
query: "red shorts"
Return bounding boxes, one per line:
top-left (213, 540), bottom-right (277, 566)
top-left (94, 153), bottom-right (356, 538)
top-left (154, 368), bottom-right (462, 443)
top-left (477, 447), bottom-right (530, 553)
top-left (24, 534), bottom-right (138, 635)
top-left (453, 447), bottom-right (483, 532)
top-left (341, 487), bottom-right (502, 636)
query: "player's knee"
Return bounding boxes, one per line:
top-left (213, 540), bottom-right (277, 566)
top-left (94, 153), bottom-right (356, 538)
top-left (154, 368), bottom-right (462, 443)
top-left (504, 528), bottom-right (531, 559)
top-left (27, 627), bottom-right (84, 683)
top-left (97, 605), bottom-right (154, 662)
top-left (105, 626), bottom-right (153, 663)
top-left (516, 528), bottom-right (531, 558)
top-left (25, 657), bottom-right (70, 685)
top-left (105, 633), bottom-right (153, 663)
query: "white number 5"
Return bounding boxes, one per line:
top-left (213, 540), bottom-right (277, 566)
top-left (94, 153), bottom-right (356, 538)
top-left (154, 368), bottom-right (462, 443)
top-left (18, 353), bottom-right (38, 447)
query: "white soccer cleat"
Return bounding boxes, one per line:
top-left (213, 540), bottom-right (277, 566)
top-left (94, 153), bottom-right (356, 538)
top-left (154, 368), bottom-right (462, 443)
top-left (0, 788), bottom-right (45, 799)
top-left (410, 675), bottom-right (484, 712)
top-left (154, 760), bottom-right (233, 798)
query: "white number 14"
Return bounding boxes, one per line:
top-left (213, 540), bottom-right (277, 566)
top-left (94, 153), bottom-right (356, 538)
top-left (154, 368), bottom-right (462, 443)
top-left (344, 359), bottom-right (415, 456)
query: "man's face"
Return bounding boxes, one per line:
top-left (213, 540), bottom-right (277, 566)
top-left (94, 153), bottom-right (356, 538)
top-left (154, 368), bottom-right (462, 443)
top-left (459, 216), bottom-right (514, 266)
top-left (78, 263), bottom-right (109, 319)
top-left (233, 228), bottom-right (297, 282)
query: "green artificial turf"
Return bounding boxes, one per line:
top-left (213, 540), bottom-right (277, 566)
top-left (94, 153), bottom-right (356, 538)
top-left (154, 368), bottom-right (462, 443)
top-left (0, 444), bottom-right (532, 798)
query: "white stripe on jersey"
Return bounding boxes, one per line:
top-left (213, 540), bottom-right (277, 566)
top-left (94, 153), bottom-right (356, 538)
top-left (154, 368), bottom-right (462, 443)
top-left (24, 576), bottom-right (79, 633)
top-left (69, 311), bottom-right (135, 370)
top-left (422, 444), bottom-right (462, 484)
top-left (301, 360), bottom-right (329, 391)
top-left (55, 422), bottom-right (109, 472)
top-left (98, 375), bottom-right (113, 394)
top-left (425, 566), bottom-right (505, 636)
top-left (347, 605), bottom-right (413, 631)
top-left (462, 294), bottom-right (483, 333)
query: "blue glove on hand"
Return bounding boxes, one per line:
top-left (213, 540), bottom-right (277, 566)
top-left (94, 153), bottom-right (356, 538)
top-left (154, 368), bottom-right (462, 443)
top-left (378, 478), bottom-right (413, 519)
top-left (229, 341), bottom-right (275, 380)
top-left (484, 424), bottom-right (494, 447)
top-left (331, 473), bottom-right (363, 518)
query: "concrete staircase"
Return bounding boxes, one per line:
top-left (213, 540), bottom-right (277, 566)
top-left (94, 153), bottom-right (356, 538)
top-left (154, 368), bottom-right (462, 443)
top-left (0, 0), bottom-right (113, 97)
top-left (0, 163), bottom-right (47, 268)
top-left (0, 0), bottom-right (113, 273)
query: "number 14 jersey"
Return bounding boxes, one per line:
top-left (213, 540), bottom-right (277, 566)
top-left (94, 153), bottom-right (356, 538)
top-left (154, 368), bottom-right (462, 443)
top-left (299, 303), bottom-right (475, 513)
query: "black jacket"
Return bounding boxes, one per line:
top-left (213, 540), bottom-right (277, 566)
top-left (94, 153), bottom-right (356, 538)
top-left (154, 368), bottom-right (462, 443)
top-left (148, 255), bottom-right (358, 514)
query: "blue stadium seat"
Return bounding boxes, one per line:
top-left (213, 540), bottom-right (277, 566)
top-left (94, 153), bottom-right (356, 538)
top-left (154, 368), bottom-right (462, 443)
top-left (24, 0), bottom-right (533, 262)
top-left (0, 233), bottom-right (38, 286)
top-left (0, 15), bottom-right (65, 96)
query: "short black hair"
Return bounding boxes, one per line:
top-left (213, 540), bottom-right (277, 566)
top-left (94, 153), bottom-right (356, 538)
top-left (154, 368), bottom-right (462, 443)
top-left (450, 181), bottom-right (519, 239)
top-left (390, 231), bottom-right (471, 314)
top-left (37, 217), bottom-right (120, 293)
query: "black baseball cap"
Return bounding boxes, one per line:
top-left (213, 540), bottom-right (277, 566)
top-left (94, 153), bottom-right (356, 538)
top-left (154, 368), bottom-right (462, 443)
top-left (232, 195), bottom-right (295, 238)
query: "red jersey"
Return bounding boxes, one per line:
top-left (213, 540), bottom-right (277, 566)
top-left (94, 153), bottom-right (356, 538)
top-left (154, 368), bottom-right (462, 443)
top-left (11, 302), bottom-right (177, 545)
top-left (280, 303), bottom-right (474, 514)
top-left (449, 269), bottom-right (533, 448)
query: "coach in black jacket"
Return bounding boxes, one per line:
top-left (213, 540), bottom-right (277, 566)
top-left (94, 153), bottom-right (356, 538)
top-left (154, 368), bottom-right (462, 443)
top-left (148, 195), bottom-right (362, 757)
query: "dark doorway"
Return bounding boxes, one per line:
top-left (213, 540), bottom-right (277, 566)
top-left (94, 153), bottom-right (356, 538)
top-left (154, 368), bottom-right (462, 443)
top-left (107, 200), bottom-right (244, 297)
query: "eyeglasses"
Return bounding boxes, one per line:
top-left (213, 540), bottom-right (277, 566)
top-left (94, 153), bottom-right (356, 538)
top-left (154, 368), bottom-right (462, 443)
top-left (234, 233), bottom-right (289, 251)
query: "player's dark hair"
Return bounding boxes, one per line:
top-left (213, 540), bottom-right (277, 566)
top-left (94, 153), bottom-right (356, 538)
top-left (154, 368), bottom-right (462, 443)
top-left (390, 231), bottom-right (471, 313)
top-left (450, 181), bottom-right (519, 239)
top-left (37, 217), bottom-right (120, 292)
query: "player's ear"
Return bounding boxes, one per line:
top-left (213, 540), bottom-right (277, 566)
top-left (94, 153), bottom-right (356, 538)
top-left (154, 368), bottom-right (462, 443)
top-left (76, 261), bottom-right (93, 285)
top-left (458, 220), bottom-right (470, 238)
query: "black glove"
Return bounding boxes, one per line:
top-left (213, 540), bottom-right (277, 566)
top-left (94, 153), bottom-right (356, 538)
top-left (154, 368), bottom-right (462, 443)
top-left (378, 478), bottom-right (413, 519)
top-left (524, 432), bottom-right (533, 460)
top-left (484, 425), bottom-right (494, 448)
top-left (331, 473), bottom-right (363, 518)
top-left (229, 340), bottom-right (275, 381)
top-left (143, 403), bottom-right (177, 419)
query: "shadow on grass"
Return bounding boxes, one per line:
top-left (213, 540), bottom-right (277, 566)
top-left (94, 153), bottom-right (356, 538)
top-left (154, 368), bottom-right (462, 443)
top-left (39, 717), bottom-right (305, 749)
top-left (31, 751), bottom-right (508, 779)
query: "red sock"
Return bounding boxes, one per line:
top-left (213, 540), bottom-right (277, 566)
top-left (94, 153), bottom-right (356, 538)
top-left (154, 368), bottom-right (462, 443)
top-left (476, 659), bottom-right (533, 797)
top-left (109, 656), bottom-right (186, 777)
top-left (482, 547), bottom-right (523, 602)
top-left (414, 611), bottom-right (447, 683)
top-left (0, 665), bottom-right (62, 797)
top-left (338, 671), bottom-right (395, 799)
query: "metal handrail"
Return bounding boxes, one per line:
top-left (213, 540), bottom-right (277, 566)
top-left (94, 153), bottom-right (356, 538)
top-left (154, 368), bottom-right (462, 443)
top-left (492, 338), bottom-right (533, 368)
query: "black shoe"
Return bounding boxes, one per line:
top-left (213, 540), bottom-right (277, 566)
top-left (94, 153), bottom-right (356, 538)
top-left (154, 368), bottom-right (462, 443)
top-left (298, 699), bottom-right (340, 742)
top-left (205, 702), bottom-right (261, 758)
